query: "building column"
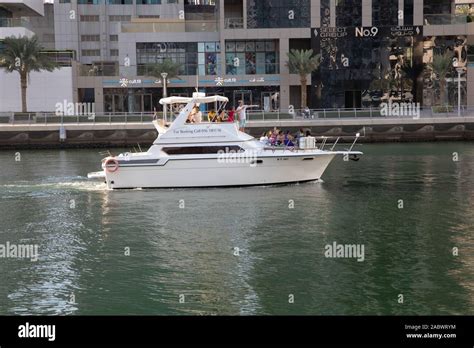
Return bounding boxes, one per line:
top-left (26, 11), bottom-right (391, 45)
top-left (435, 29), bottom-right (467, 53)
top-left (94, 78), bottom-right (104, 114)
top-left (243, 0), bottom-right (247, 29)
top-left (219, 0), bottom-right (226, 80)
top-left (413, 0), bottom-right (423, 26)
top-left (398, 0), bottom-right (404, 26)
top-left (467, 66), bottom-right (474, 107)
top-left (330, 0), bottom-right (336, 27)
top-left (362, 0), bottom-right (372, 27)
top-left (279, 38), bottom-right (290, 111)
top-left (311, 0), bottom-right (321, 28)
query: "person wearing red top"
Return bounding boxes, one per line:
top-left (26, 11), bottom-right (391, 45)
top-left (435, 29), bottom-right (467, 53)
top-left (227, 108), bottom-right (236, 123)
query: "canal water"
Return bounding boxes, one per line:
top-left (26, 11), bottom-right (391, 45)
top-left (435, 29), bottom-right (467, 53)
top-left (0, 143), bottom-right (473, 315)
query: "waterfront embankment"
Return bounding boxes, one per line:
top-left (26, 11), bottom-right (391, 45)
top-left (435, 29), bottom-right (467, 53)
top-left (1, 116), bottom-right (473, 149)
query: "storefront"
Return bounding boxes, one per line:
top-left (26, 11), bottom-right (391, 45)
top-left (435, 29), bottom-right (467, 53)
top-left (102, 79), bottom-right (281, 113)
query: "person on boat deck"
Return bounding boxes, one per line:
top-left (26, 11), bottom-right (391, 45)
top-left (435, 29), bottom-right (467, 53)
top-left (227, 107), bottom-right (236, 123)
top-left (269, 130), bottom-right (277, 146)
top-left (186, 114), bottom-right (195, 124)
top-left (187, 106), bottom-right (198, 124)
top-left (208, 109), bottom-right (218, 122)
top-left (284, 130), bottom-right (295, 147)
top-left (236, 100), bottom-right (258, 131)
top-left (277, 131), bottom-right (285, 145)
top-left (188, 105), bottom-right (201, 124)
top-left (259, 132), bottom-right (269, 144)
top-left (217, 110), bottom-right (226, 123)
top-left (295, 128), bottom-right (305, 141)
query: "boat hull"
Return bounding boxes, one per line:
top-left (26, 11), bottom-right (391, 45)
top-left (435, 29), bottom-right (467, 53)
top-left (104, 153), bottom-right (337, 189)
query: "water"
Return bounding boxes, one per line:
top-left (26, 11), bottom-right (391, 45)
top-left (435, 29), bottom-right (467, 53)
top-left (0, 143), bottom-right (473, 315)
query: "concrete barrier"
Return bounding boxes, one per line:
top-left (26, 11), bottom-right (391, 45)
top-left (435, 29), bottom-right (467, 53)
top-left (0, 118), bottom-right (473, 149)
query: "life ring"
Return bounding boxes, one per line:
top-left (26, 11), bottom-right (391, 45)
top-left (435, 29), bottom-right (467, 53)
top-left (105, 158), bottom-right (119, 173)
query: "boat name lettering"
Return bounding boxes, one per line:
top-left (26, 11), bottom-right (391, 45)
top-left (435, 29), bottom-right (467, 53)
top-left (173, 128), bottom-right (223, 135)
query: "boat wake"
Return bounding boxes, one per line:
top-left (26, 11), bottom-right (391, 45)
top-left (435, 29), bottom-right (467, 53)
top-left (1, 178), bottom-right (107, 192)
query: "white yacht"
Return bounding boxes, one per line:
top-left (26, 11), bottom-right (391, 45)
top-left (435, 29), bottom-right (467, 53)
top-left (88, 94), bottom-right (362, 189)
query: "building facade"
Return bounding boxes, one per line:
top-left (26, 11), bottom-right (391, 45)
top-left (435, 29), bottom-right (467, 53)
top-left (1, 0), bottom-right (474, 112)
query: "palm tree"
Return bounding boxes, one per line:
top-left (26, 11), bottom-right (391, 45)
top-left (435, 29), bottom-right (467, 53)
top-left (430, 51), bottom-right (453, 106)
top-left (147, 59), bottom-right (183, 99)
top-left (147, 59), bottom-right (182, 80)
top-left (286, 49), bottom-right (321, 109)
top-left (401, 61), bottom-right (424, 103)
top-left (0, 35), bottom-right (59, 112)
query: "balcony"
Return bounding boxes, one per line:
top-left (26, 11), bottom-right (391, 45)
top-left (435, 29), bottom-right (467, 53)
top-left (42, 50), bottom-right (75, 67)
top-left (121, 19), bottom-right (218, 33)
top-left (78, 62), bottom-right (119, 77)
top-left (0, 0), bottom-right (44, 16)
top-left (224, 17), bottom-right (243, 29)
top-left (0, 17), bottom-right (35, 39)
top-left (424, 14), bottom-right (470, 25)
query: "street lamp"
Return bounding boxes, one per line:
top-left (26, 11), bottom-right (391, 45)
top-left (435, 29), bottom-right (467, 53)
top-left (161, 72), bottom-right (169, 122)
top-left (453, 61), bottom-right (465, 117)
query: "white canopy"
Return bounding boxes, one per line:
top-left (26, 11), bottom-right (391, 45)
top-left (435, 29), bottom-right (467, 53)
top-left (159, 95), bottom-right (229, 105)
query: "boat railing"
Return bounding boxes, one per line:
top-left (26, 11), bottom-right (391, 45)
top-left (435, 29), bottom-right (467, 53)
top-left (262, 135), bottom-right (360, 153)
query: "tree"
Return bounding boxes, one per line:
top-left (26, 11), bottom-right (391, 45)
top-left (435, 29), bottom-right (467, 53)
top-left (0, 35), bottom-right (59, 112)
top-left (286, 49), bottom-right (321, 109)
top-left (430, 51), bottom-right (453, 106)
top-left (401, 61), bottom-right (424, 103)
top-left (147, 59), bottom-right (183, 80)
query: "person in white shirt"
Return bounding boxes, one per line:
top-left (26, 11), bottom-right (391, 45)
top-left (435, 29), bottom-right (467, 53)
top-left (236, 100), bottom-right (258, 131)
top-left (190, 105), bottom-right (202, 123)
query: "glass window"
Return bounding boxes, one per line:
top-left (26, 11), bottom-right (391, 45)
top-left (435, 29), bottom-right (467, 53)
top-left (106, 0), bottom-right (132, 3)
top-left (225, 40), bottom-right (279, 75)
top-left (256, 41), bottom-right (265, 52)
top-left (236, 41), bottom-right (245, 52)
top-left (226, 42), bottom-right (236, 52)
top-left (136, 42), bottom-right (219, 76)
top-left (205, 42), bottom-right (215, 52)
top-left (336, 0), bottom-right (362, 27)
top-left (137, 0), bottom-right (162, 4)
top-left (373, 0), bottom-right (399, 26)
top-left (404, 0), bottom-right (414, 25)
top-left (245, 41), bottom-right (255, 52)
top-left (247, 0), bottom-right (310, 29)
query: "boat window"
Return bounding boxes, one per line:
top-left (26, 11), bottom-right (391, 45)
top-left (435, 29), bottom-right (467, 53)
top-left (162, 146), bottom-right (244, 155)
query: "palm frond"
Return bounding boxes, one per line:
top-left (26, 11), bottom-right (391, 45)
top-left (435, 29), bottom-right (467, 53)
top-left (286, 49), bottom-right (320, 76)
top-left (147, 59), bottom-right (183, 79)
top-left (0, 35), bottom-right (59, 74)
top-left (430, 51), bottom-right (453, 80)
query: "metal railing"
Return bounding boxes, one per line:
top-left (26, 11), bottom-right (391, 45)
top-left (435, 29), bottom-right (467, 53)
top-left (121, 20), bottom-right (218, 33)
top-left (1, 106), bottom-right (473, 126)
top-left (78, 63), bottom-right (119, 77)
top-left (424, 14), bottom-right (471, 25)
top-left (246, 106), bottom-right (474, 121)
top-left (224, 17), bottom-right (244, 29)
top-left (0, 17), bottom-right (31, 28)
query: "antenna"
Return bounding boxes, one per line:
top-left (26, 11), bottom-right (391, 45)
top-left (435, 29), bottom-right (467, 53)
top-left (349, 133), bottom-right (361, 152)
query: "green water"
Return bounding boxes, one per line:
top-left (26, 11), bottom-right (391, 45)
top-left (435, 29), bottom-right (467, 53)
top-left (0, 143), bottom-right (473, 315)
